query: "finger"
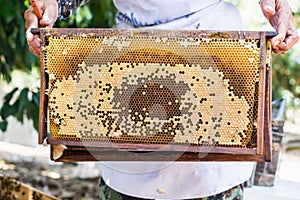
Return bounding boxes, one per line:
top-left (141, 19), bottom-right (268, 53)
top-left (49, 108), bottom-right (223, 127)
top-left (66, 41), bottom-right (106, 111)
top-left (25, 8), bottom-right (41, 55)
top-left (29, 45), bottom-right (40, 57)
top-left (28, 36), bottom-right (40, 57)
top-left (272, 48), bottom-right (288, 55)
top-left (24, 8), bottom-right (38, 43)
top-left (24, 8), bottom-right (39, 30)
top-left (274, 36), bottom-right (299, 52)
top-left (279, 50), bottom-right (288, 55)
top-left (272, 48), bottom-right (280, 54)
top-left (273, 37), bottom-right (297, 53)
top-left (283, 24), bottom-right (299, 49)
top-left (271, 33), bottom-right (286, 49)
top-left (27, 35), bottom-right (41, 56)
top-left (272, 17), bottom-right (297, 51)
top-left (272, 29), bottom-right (299, 53)
top-left (274, 42), bottom-right (288, 52)
top-left (260, 0), bottom-right (275, 16)
top-left (40, 0), bottom-right (58, 27)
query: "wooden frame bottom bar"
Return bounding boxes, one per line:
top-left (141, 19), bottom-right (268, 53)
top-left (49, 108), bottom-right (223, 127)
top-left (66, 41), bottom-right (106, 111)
top-left (53, 146), bottom-right (268, 162)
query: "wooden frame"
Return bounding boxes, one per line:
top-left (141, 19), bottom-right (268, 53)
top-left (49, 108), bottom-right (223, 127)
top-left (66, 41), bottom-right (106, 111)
top-left (0, 175), bottom-right (58, 200)
top-left (33, 28), bottom-right (274, 162)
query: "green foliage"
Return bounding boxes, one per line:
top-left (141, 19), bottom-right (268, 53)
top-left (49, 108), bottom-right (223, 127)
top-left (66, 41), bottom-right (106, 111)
top-left (0, 88), bottom-right (39, 132)
top-left (87, 0), bottom-right (117, 28)
top-left (0, 0), bottom-right (38, 82)
top-left (0, 0), bottom-right (40, 132)
top-left (272, 50), bottom-right (300, 106)
top-left (54, 0), bottom-right (117, 28)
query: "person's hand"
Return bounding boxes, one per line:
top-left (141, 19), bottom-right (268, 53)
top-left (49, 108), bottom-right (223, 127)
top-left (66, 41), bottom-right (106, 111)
top-left (260, 0), bottom-right (299, 54)
top-left (24, 0), bottom-right (58, 57)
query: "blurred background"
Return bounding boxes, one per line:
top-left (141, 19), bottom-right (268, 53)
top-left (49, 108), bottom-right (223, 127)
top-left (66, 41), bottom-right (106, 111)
top-left (0, 0), bottom-right (299, 199)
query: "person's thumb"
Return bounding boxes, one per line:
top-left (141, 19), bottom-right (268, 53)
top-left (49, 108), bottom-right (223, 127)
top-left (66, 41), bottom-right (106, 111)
top-left (39, 1), bottom-right (58, 27)
top-left (260, 0), bottom-right (275, 16)
top-left (40, 14), bottom-right (52, 27)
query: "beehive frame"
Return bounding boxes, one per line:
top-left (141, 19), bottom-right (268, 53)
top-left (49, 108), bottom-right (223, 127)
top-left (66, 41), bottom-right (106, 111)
top-left (34, 28), bottom-right (274, 162)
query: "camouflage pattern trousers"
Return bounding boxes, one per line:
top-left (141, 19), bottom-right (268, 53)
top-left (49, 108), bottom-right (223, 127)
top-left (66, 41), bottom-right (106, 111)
top-left (99, 178), bottom-right (243, 200)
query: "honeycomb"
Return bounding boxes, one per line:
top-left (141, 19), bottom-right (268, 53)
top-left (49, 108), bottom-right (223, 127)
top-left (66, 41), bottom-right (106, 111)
top-left (42, 29), bottom-right (271, 148)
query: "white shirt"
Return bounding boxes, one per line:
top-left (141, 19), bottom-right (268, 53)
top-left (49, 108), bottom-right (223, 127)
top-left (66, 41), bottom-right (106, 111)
top-left (113, 0), bottom-right (220, 27)
top-left (102, 1), bottom-right (253, 199)
top-left (102, 162), bottom-right (254, 199)
top-left (113, 0), bottom-right (243, 30)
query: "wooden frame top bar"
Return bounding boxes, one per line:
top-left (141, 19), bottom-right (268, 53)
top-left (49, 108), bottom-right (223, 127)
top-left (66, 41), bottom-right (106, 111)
top-left (32, 28), bottom-right (276, 39)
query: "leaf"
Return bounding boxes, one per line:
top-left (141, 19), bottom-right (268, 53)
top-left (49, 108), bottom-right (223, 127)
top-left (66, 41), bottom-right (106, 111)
top-left (32, 91), bottom-right (40, 106)
top-left (26, 102), bottom-right (39, 130)
top-left (14, 100), bottom-right (24, 123)
top-left (3, 87), bottom-right (18, 102)
top-left (0, 121), bottom-right (8, 132)
top-left (0, 62), bottom-right (12, 82)
top-left (0, 101), bottom-right (17, 119)
top-left (18, 87), bottom-right (29, 114)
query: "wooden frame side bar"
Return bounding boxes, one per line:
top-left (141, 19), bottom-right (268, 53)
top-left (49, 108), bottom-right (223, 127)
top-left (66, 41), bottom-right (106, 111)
top-left (256, 32), bottom-right (267, 156)
top-left (37, 29), bottom-right (48, 144)
top-left (263, 40), bottom-right (273, 161)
